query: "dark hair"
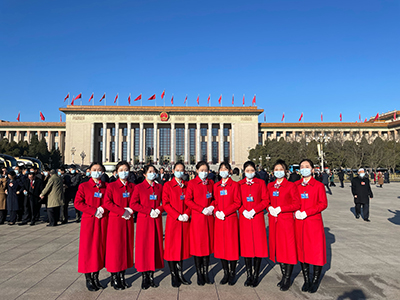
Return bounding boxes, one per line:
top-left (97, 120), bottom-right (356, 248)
top-left (299, 159), bottom-right (314, 169)
top-left (8, 171), bottom-right (16, 177)
top-left (243, 161), bottom-right (256, 172)
top-left (89, 162), bottom-right (105, 172)
top-left (196, 161), bottom-right (209, 171)
top-left (218, 162), bottom-right (232, 172)
top-left (273, 159), bottom-right (288, 173)
top-left (69, 164), bottom-right (76, 170)
top-left (173, 162), bottom-right (185, 170)
top-left (59, 167), bottom-right (66, 172)
top-left (115, 161), bottom-right (130, 172)
top-left (43, 166), bottom-right (51, 171)
top-left (233, 167), bottom-right (240, 175)
top-left (143, 164), bottom-right (157, 174)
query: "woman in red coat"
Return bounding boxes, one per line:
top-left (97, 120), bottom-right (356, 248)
top-left (295, 159), bottom-right (328, 293)
top-left (214, 162), bottom-right (241, 286)
top-left (129, 165), bottom-right (164, 290)
top-left (103, 161), bottom-right (135, 290)
top-left (238, 161), bottom-right (269, 287)
top-left (267, 159), bottom-right (301, 291)
top-left (163, 162), bottom-right (191, 287)
top-left (186, 161), bottom-right (215, 286)
top-left (74, 162), bottom-right (108, 292)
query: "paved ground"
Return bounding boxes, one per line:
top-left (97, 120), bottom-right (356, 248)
top-left (1, 182), bottom-right (400, 300)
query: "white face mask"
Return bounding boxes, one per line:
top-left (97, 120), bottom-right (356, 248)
top-left (359, 173), bottom-right (365, 178)
top-left (91, 171), bottom-right (102, 179)
top-left (219, 171), bottom-right (229, 179)
top-left (43, 172), bottom-right (48, 177)
top-left (118, 171), bottom-right (129, 180)
top-left (198, 171), bottom-right (208, 180)
top-left (300, 168), bottom-right (312, 177)
top-left (174, 171), bottom-right (184, 179)
top-left (147, 172), bottom-right (156, 181)
top-left (274, 171), bottom-right (285, 179)
top-left (245, 172), bottom-right (255, 179)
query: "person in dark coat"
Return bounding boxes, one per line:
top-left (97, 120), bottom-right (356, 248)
top-left (288, 171), bottom-right (301, 182)
top-left (338, 169), bottom-right (345, 188)
top-left (384, 171), bottom-right (390, 184)
top-left (14, 166), bottom-right (27, 221)
top-left (256, 167), bottom-right (267, 181)
top-left (6, 171), bottom-right (23, 225)
top-left (156, 168), bottom-right (169, 185)
top-left (321, 171), bottom-right (331, 194)
top-left (69, 165), bottom-right (82, 223)
top-left (109, 170), bottom-right (118, 183)
top-left (19, 172), bottom-right (43, 226)
top-left (351, 168), bottom-right (373, 222)
top-left (59, 167), bottom-right (71, 224)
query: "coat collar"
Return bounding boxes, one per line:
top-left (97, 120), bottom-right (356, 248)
top-left (239, 177), bottom-right (259, 185)
top-left (172, 177), bottom-right (186, 187)
top-left (217, 177), bottom-right (233, 187)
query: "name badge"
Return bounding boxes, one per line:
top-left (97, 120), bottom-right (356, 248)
top-left (150, 194), bottom-right (157, 200)
top-left (361, 182), bottom-right (365, 186)
top-left (94, 192), bottom-right (102, 198)
top-left (180, 195), bottom-right (185, 200)
top-left (247, 196), bottom-right (254, 202)
top-left (123, 192), bottom-right (130, 198)
top-left (301, 192), bottom-right (309, 199)
top-left (273, 191), bottom-right (279, 197)
top-left (220, 189), bottom-right (228, 196)
top-left (206, 192), bottom-right (212, 199)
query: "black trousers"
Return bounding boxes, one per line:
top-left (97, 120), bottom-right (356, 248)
top-left (47, 207), bottom-right (60, 226)
top-left (339, 180), bottom-right (344, 188)
top-left (324, 183), bottom-right (332, 194)
top-left (0, 209), bottom-right (6, 224)
top-left (60, 198), bottom-right (70, 222)
top-left (355, 203), bottom-right (369, 220)
top-left (22, 196), bottom-right (40, 223)
top-left (9, 210), bottom-right (18, 223)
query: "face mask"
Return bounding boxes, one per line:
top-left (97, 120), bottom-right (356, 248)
top-left (147, 172), bottom-right (156, 181)
top-left (245, 172), bottom-right (255, 179)
top-left (15, 170), bottom-right (19, 175)
top-left (174, 171), bottom-right (184, 179)
top-left (57, 171), bottom-right (62, 176)
top-left (198, 171), bottom-right (208, 180)
top-left (300, 168), bottom-right (312, 177)
top-left (43, 172), bottom-right (48, 177)
top-left (219, 171), bottom-right (229, 179)
top-left (118, 171), bottom-right (129, 180)
top-left (359, 173), bottom-right (365, 178)
top-left (86, 172), bottom-right (90, 177)
top-left (71, 170), bottom-right (76, 174)
top-left (274, 171), bottom-right (285, 179)
top-left (91, 171), bottom-right (102, 179)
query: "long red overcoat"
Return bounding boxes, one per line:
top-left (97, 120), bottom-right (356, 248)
top-left (103, 179), bottom-right (136, 272)
top-left (213, 178), bottom-right (241, 261)
top-left (267, 178), bottom-right (301, 264)
top-left (185, 176), bottom-right (215, 256)
top-left (238, 178), bottom-right (269, 258)
top-left (129, 180), bottom-right (164, 272)
top-left (163, 178), bottom-right (191, 261)
top-left (74, 179), bottom-right (108, 273)
top-left (295, 177), bottom-right (328, 266)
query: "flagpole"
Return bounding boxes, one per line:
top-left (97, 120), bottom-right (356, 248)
top-left (198, 94), bottom-right (199, 107)
top-left (93, 93), bottom-right (94, 106)
top-left (117, 94), bottom-right (119, 106)
top-left (105, 94), bottom-right (106, 106)
top-left (186, 94), bottom-right (188, 107)
top-left (129, 93), bottom-right (131, 106)
top-left (141, 96), bottom-right (142, 107)
top-left (209, 94), bottom-right (211, 107)
top-left (243, 94), bottom-right (245, 107)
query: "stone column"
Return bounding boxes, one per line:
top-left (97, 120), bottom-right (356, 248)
top-left (219, 123), bottom-right (224, 163)
top-left (102, 123), bottom-right (107, 163)
top-left (139, 123), bottom-right (144, 164)
top-left (127, 123), bottom-right (131, 164)
top-left (153, 123), bottom-right (158, 164)
top-left (171, 123), bottom-right (175, 164)
top-left (90, 123), bottom-right (95, 163)
top-left (196, 123), bottom-right (201, 162)
top-left (184, 123), bottom-right (189, 164)
top-left (115, 123), bottom-right (119, 162)
top-left (208, 123), bottom-right (212, 164)
top-left (47, 130), bottom-right (52, 151)
top-left (231, 123), bottom-right (235, 165)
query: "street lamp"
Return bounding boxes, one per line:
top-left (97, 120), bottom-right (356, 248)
top-left (71, 147), bottom-right (76, 164)
top-left (80, 151), bottom-right (86, 167)
top-left (313, 134), bottom-right (330, 170)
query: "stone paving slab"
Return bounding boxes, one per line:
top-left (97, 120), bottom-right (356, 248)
top-left (0, 182), bottom-right (399, 299)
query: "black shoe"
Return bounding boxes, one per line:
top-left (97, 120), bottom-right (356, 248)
top-left (194, 256), bottom-right (205, 286)
top-left (92, 271), bottom-right (106, 289)
top-left (76, 218), bottom-right (81, 223)
top-left (228, 260), bottom-right (237, 286)
top-left (85, 273), bottom-right (99, 292)
top-left (252, 257), bottom-right (262, 287)
top-left (110, 272), bottom-right (124, 290)
top-left (277, 263), bottom-right (285, 287)
top-left (119, 270), bottom-right (130, 288)
top-left (168, 261), bottom-right (181, 288)
top-left (18, 222), bottom-right (28, 226)
top-left (244, 258), bottom-right (253, 287)
top-left (300, 262), bottom-right (311, 292)
top-left (29, 222), bottom-right (35, 226)
top-left (308, 265), bottom-right (322, 293)
top-left (356, 214), bottom-right (360, 219)
top-left (280, 264), bottom-right (293, 291)
top-left (141, 272), bottom-right (150, 290)
top-left (364, 219), bottom-right (370, 222)
top-left (8, 222), bottom-right (15, 226)
top-left (61, 220), bottom-right (68, 225)
top-left (176, 261), bottom-right (190, 285)
top-left (203, 256), bottom-right (212, 284)
top-left (220, 259), bottom-right (229, 285)
top-left (149, 271), bottom-right (158, 288)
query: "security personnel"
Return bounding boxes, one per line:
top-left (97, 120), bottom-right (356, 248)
top-left (351, 168), bottom-right (373, 222)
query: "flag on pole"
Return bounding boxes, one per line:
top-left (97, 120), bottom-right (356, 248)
top-left (359, 113), bottom-right (361, 122)
top-left (148, 94), bottom-right (156, 100)
top-left (196, 95), bottom-right (199, 105)
top-left (264, 112), bottom-right (266, 122)
top-left (71, 93), bottom-right (81, 105)
top-left (364, 118), bottom-right (367, 122)
top-left (134, 94), bottom-right (141, 101)
top-left (299, 113), bottom-right (303, 122)
top-left (60, 113), bottom-right (62, 122)
top-left (99, 93), bottom-right (106, 102)
top-left (374, 113), bottom-right (379, 121)
top-left (128, 94), bottom-right (131, 104)
top-left (17, 112), bottom-right (20, 122)
top-left (232, 94), bottom-right (234, 105)
top-left (161, 90), bottom-right (165, 99)
top-left (218, 95), bottom-right (222, 105)
top-left (171, 95), bottom-right (174, 105)
top-left (114, 93), bottom-right (119, 103)
top-left (184, 95), bottom-right (187, 104)
top-left (89, 93), bottom-right (94, 102)
top-left (64, 93), bottom-right (69, 102)
top-left (321, 112), bottom-right (323, 122)
top-left (281, 113), bottom-right (285, 122)
top-left (340, 113), bottom-right (342, 122)
top-left (207, 95), bottom-right (210, 105)
top-left (40, 111), bottom-right (45, 121)
top-left (252, 95), bottom-right (256, 106)
top-left (242, 95), bottom-right (245, 106)
top-left (394, 110), bottom-right (397, 120)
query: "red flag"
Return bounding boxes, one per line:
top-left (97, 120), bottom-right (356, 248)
top-left (64, 93), bottom-right (69, 102)
top-left (184, 95), bottom-right (187, 104)
top-left (340, 113), bottom-right (342, 122)
top-left (242, 95), bottom-right (245, 105)
top-left (207, 95), bottom-right (210, 104)
top-left (299, 113), bottom-right (303, 122)
top-left (281, 113), bottom-right (285, 122)
top-left (252, 95), bottom-right (256, 106)
top-left (40, 111), bottom-right (45, 121)
top-left (394, 111), bottom-right (397, 120)
top-left (128, 94), bottom-right (131, 104)
top-left (148, 94), bottom-right (156, 100)
top-left (60, 113), bottom-right (62, 122)
top-left (364, 118), bottom-right (367, 122)
top-left (88, 93), bottom-right (94, 102)
top-left (71, 93), bottom-right (81, 106)
top-left (134, 94), bottom-right (141, 101)
top-left (232, 94), bottom-right (234, 105)
top-left (161, 90), bottom-right (165, 99)
top-left (99, 93), bottom-right (106, 102)
top-left (359, 113), bottom-right (361, 122)
top-left (196, 95), bottom-right (199, 105)
top-left (218, 95), bottom-right (222, 105)
top-left (17, 112), bottom-right (20, 122)
top-left (321, 113), bottom-right (323, 122)
top-left (114, 93), bottom-right (119, 103)
top-left (171, 95), bottom-right (174, 105)
top-left (374, 113), bottom-right (379, 121)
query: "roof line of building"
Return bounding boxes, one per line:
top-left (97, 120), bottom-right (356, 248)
top-left (0, 122), bottom-right (66, 128)
top-left (259, 122), bottom-right (389, 129)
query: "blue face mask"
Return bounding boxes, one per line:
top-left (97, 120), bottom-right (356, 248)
top-left (245, 172), bottom-right (255, 179)
top-left (219, 171), bottom-right (229, 179)
top-left (91, 171), bottom-right (102, 179)
top-left (57, 171), bottom-right (62, 176)
top-left (147, 172), bottom-right (157, 181)
top-left (300, 168), bottom-right (312, 177)
top-left (86, 172), bottom-right (90, 177)
top-left (274, 171), bottom-right (285, 179)
top-left (15, 170), bottom-right (19, 175)
top-left (43, 171), bottom-right (48, 177)
top-left (118, 171), bottom-right (129, 180)
top-left (359, 173), bottom-right (365, 178)
top-left (71, 170), bottom-right (76, 174)
top-left (174, 171), bottom-right (184, 179)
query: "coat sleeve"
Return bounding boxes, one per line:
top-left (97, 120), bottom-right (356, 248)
top-left (238, 184), bottom-right (245, 214)
top-left (222, 184), bottom-right (241, 217)
top-left (162, 184), bottom-right (180, 220)
top-left (40, 177), bottom-right (54, 197)
top-left (304, 183), bottom-right (328, 217)
top-left (254, 181), bottom-right (270, 214)
top-left (351, 179), bottom-right (357, 196)
top-left (74, 183), bottom-right (97, 215)
top-left (129, 186), bottom-right (152, 215)
top-left (368, 180), bottom-right (373, 198)
top-left (156, 185), bottom-right (164, 213)
top-left (103, 185), bottom-right (125, 216)
top-left (185, 183), bottom-right (205, 213)
top-left (280, 184), bottom-right (301, 213)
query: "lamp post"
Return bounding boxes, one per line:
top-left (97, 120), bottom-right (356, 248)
top-left (80, 151), bottom-right (86, 167)
top-left (71, 147), bottom-right (76, 164)
top-left (313, 134), bottom-right (330, 171)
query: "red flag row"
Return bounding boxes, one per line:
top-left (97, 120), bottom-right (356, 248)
top-left (275, 112), bottom-right (382, 123)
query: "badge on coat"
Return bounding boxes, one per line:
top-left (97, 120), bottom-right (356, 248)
top-left (301, 192), bottom-right (309, 199)
top-left (220, 189), bottom-right (228, 196)
top-left (123, 192), bottom-right (130, 198)
top-left (206, 192), bottom-right (212, 199)
top-left (361, 182), bottom-right (365, 186)
top-left (150, 194), bottom-right (157, 200)
top-left (273, 191), bottom-right (279, 197)
top-left (94, 192), bottom-right (102, 198)
top-left (180, 195), bottom-right (185, 200)
top-left (246, 196), bottom-right (254, 202)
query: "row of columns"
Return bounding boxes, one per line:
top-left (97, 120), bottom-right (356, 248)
top-left (0, 130), bottom-right (63, 152)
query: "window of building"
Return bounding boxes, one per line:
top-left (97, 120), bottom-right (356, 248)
top-left (258, 132), bottom-right (263, 145)
top-left (134, 128), bottom-right (140, 156)
top-left (276, 131), bottom-right (283, 137)
top-left (122, 142), bottom-right (127, 161)
top-left (267, 131), bottom-right (273, 137)
top-left (54, 142), bottom-right (59, 150)
top-left (201, 141), bottom-right (207, 161)
top-left (159, 127), bottom-right (171, 163)
top-left (145, 127), bottom-right (154, 156)
top-left (110, 141), bottom-right (115, 162)
top-left (223, 127), bottom-right (229, 136)
top-left (190, 128), bottom-right (196, 157)
top-left (111, 127), bottom-right (115, 137)
top-left (223, 141), bottom-right (230, 162)
top-left (123, 127), bottom-right (128, 137)
top-left (55, 132), bottom-right (59, 137)
top-left (176, 128), bottom-right (184, 161)
top-left (201, 128), bottom-right (207, 136)
top-left (212, 141), bottom-right (218, 164)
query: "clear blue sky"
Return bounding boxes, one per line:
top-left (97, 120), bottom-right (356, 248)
top-left (1, 0), bottom-right (399, 123)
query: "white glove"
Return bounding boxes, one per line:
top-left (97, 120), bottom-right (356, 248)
top-left (202, 208), bottom-right (211, 216)
top-left (95, 206), bottom-right (104, 219)
top-left (182, 214), bottom-right (189, 222)
top-left (150, 209), bottom-right (158, 218)
top-left (300, 211), bottom-right (307, 219)
top-left (125, 207), bottom-right (133, 214)
top-left (155, 208), bottom-right (161, 216)
top-left (268, 206), bottom-right (277, 217)
top-left (243, 210), bottom-right (252, 220)
top-left (274, 206), bottom-right (281, 216)
top-left (206, 205), bottom-right (215, 213)
top-left (216, 211), bottom-right (225, 220)
top-left (178, 214), bottom-right (184, 221)
top-left (295, 210), bottom-right (302, 220)
top-left (248, 209), bottom-right (256, 219)
top-left (122, 208), bottom-right (132, 220)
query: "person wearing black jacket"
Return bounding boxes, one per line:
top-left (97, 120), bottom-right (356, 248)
top-left (288, 171), bottom-right (301, 182)
top-left (69, 165), bottom-right (82, 223)
top-left (6, 171), bottom-right (24, 225)
top-left (19, 172), bottom-right (43, 226)
top-left (351, 168), bottom-right (373, 222)
top-left (59, 167), bottom-right (71, 224)
top-left (338, 169), bottom-right (345, 188)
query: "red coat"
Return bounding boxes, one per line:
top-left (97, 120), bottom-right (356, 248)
top-left (186, 176), bottom-right (215, 256)
top-left (267, 178), bottom-right (301, 264)
top-left (238, 178), bottom-right (269, 258)
top-left (74, 179), bottom-right (108, 273)
top-left (129, 180), bottom-right (164, 272)
top-left (163, 178), bottom-right (191, 261)
top-left (295, 178), bottom-right (327, 266)
top-left (103, 180), bottom-right (136, 272)
top-left (213, 178), bottom-right (241, 261)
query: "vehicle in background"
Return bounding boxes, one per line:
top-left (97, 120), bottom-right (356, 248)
top-left (0, 154), bottom-right (17, 171)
